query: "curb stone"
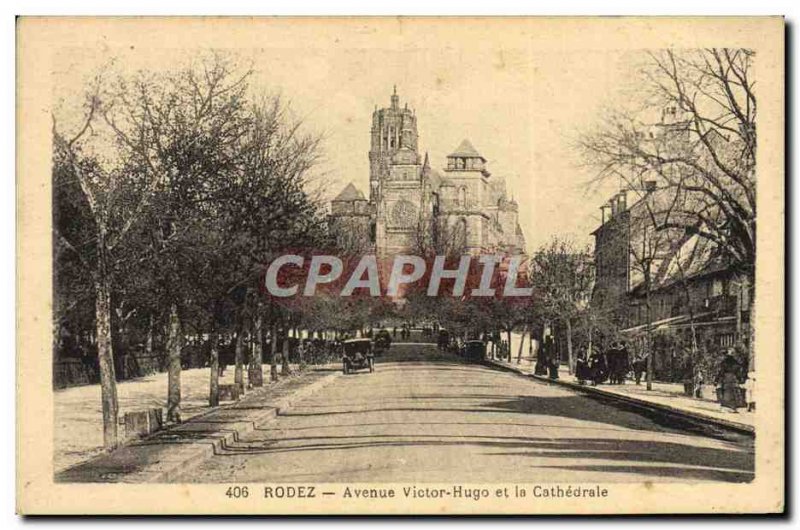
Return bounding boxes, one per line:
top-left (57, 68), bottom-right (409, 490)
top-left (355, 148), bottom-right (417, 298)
top-left (154, 370), bottom-right (341, 482)
top-left (485, 359), bottom-right (755, 436)
top-left (55, 368), bottom-right (341, 483)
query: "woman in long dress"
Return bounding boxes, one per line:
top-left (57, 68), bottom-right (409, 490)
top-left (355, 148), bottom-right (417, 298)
top-left (717, 352), bottom-right (741, 413)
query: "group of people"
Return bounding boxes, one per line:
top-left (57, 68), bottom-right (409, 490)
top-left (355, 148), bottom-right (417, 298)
top-left (392, 325), bottom-right (413, 340)
top-left (534, 336), bottom-right (560, 380)
top-left (569, 341), bottom-right (755, 414)
top-left (420, 323), bottom-right (441, 339)
top-left (574, 341), bottom-right (634, 386)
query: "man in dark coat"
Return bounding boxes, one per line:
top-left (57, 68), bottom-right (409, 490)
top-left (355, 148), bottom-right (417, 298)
top-left (575, 352), bottom-right (591, 385)
top-left (535, 335), bottom-right (552, 375)
top-left (606, 341), bottom-right (630, 384)
top-left (588, 348), bottom-right (608, 385)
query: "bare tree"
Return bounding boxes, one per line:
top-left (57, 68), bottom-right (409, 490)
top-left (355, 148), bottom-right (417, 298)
top-left (580, 48), bottom-right (756, 368)
top-left (411, 211), bottom-right (467, 259)
top-left (53, 71), bottom-right (168, 446)
top-left (529, 237), bottom-right (593, 374)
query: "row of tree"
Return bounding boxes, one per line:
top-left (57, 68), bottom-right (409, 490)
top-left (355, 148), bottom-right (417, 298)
top-left (54, 54), bottom-right (330, 448)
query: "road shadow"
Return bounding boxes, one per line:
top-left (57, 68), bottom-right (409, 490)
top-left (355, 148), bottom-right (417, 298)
top-left (482, 394), bottom-right (748, 442)
top-left (216, 433), bottom-right (753, 483)
top-left (281, 384), bottom-right (750, 443)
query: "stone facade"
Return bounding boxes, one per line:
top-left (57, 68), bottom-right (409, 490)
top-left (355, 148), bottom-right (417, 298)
top-left (590, 187), bottom-right (751, 381)
top-left (330, 88), bottom-right (527, 257)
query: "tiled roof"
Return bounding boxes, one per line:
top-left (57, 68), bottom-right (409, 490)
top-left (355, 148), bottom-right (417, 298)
top-left (333, 182), bottom-right (366, 202)
top-left (448, 139), bottom-right (483, 159)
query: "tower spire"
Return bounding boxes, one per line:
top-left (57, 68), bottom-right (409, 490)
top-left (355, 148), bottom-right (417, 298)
top-left (391, 85), bottom-right (399, 109)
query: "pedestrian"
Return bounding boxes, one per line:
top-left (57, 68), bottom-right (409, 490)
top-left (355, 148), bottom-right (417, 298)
top-left (743, 370), bottom-right (756, 412)
top-left (716, 349), bottom-right (742, 413)
top-left (575, 351), bottom-right (591, 385)
top-left (548, 351), bottom-right (559, 380)
top-left (297, 341), bottom-right (306, 369)
top-left (588, 347), bottom-right (607, 385)
top-left (535, 335), bottom-right (552, 376)
top-left (692, 367), bottom-right (705, 399)
top-left (632, 353), bottom-right (646, 385)
top-left (605, 341), bottom-right (627, 384)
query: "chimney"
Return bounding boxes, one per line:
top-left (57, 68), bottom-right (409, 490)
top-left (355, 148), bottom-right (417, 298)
top-left (617, 191), bottom-right (627, 212)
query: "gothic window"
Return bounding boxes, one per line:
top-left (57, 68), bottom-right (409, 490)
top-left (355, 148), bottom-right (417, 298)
top-left (456, 158), bottom-right (465, 170)
top-left (457, 217), bottom-right (468, 248)
top-left (458, 186), bottom-right (467, 208)
top-left (390, 200), bottom-right (418, 228)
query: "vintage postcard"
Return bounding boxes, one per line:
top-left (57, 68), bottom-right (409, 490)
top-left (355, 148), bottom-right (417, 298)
top-left (17, 16), bottom-right (784, 514)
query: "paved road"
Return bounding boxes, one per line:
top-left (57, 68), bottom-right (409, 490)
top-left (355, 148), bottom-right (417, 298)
top-left (179, 345), bottom-right (754, 483)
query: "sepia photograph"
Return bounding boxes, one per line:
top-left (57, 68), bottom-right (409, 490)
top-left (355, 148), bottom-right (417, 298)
top-left (16, 16), bottom-right (785, 515)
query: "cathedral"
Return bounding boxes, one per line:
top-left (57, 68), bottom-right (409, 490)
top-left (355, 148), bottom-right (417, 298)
top-left (329, 88), bottom-right (526, 257)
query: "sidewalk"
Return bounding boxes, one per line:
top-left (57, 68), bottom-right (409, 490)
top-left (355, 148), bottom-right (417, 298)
top-left (55, 364), bottom-right (339, 481)
top-left (488, 354), bottom-right (754, 434)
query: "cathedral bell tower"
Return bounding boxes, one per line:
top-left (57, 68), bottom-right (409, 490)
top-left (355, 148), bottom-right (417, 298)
top-left (369, 86), bottom-right (420, 198)
top-left (368, 87), bottom-right (424, 257)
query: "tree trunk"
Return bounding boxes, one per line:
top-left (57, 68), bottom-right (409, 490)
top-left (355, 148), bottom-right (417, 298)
top-left (516, 327), bottom-right (526, 364)
top-left (282, 333), bottom-right (291, 376)
top-left (145, 315), bottom-right (154, 357)
top-left (166, 303), bottom-right (182, 423)
top-left (208, 330), bottom-right (220, 407)
top-left (747, 274), bottom-right (755, 372)
top-left (674, 257), bottom-right (699, 388)
top-left (234, 316), bottom-right (245, 394)
top-left (95, 274), bottom-right (119, 448)
top-left (506, 329), bottom-right (512, 361)
top-left (298, 330), bottom-right (306, 371)
top-left (270, 322), bottom-right (279, 382)
top-left (565, 317), bottom-right (574, 375)
top-left (644, 264), bottom-right (654, 391)
top-left (251, 308), bottom-right (264, 387)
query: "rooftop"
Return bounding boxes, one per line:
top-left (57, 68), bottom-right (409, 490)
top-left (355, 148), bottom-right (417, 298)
top-left (448, 139), bottom-right (484, 160)
top-left (333, 182), bottom-right (366, 202)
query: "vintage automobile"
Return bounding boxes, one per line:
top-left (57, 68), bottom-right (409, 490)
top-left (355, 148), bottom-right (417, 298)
top-left (437, 329), bottom-right (450, 350)
top-left (342, 338), bottom-right (375, 374)
top-left (373, 329), bottom-right (392, 354)
top-left (461, 339), bottom-right (487, 362)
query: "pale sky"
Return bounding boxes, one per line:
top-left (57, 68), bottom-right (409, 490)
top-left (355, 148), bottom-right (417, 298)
top-left (242, 46), bottom-right (635, 251)
top-left (55, 40), bottom-right (640, 252)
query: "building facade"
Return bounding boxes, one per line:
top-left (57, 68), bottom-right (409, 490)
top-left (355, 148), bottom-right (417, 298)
top-left (590, 186), bottom-right (751, 381)
top-left (330, 88), bottom-right (526, 257)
